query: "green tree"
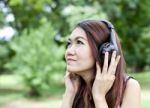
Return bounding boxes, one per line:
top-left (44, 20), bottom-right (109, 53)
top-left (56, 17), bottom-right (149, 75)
top-left (0, 41), bottom-right (15, 74)
top-left (7, 0), bottom-right (150, 71)
top-left (5, 22), bottom-right (66, 96)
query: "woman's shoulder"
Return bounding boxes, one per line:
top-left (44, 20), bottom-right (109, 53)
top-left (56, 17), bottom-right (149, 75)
top-left (125, 76), bottom-right (140, 90)
top-left (121, 76), bottom-right (141, 107)
top-left (124, 76), bottom-right (141, 98)
top-left (124, 75), bottom-right (141, 93)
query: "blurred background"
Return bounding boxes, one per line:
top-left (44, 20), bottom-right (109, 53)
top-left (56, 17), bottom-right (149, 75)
top-left (0, 0), bottom-right (150, 108)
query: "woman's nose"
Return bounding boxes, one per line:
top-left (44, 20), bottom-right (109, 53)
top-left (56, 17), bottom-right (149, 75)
top-left (67, 44), bottom-right (76, 55)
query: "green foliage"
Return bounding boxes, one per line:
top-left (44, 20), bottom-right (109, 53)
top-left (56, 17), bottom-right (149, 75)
top-left (0, 41), bottom-right (15, 73)
top-left (0, 0), bottom-right (149, 97)
top-left (5, 22), bottom-right (66, 96)
top-left (61, 3), bottom-right (107, 31)
top-left (140, 26), bottom-right (150, 66)
top-left (97, 0), bottom-right (150, 71)
top-left (8, 0), bottom-right (53, 30)
top-left (0, 11), bottom-right (5, 27)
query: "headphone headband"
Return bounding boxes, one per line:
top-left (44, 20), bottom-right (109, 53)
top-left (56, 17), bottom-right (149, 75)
top-left (101, 20), bottom-right (114, 29)
top-left (99, 20), bottom-right (119, 62)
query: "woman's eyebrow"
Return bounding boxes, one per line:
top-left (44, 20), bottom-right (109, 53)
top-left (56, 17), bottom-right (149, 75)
top-left (68, 36), bottom-right (87, 41)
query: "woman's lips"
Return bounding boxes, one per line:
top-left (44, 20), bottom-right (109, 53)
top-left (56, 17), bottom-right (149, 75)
top-left (66, 58), bottom-right (76, 63)
top-left (67, 58), bottom-right (76, 61)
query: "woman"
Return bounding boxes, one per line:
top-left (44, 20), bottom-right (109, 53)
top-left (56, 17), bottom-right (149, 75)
top-left (61, 20), bottom-right (141, 108)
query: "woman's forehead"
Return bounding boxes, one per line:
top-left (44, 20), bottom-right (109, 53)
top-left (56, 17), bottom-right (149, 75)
top-left (69, 27), bottom-right (87, 40)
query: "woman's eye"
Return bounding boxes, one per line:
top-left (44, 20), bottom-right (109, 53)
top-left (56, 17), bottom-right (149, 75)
top-left (66, 41), bottom-right (71, 48)
top-left (77, 40), bottom-right (84, 45)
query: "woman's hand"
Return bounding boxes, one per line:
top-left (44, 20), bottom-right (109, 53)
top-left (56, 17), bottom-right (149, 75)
top-left (92, 51), bottom-right (120, 100)
top-left (64, 71), bottom-right (80, 96)
top-left (61, 71), bottom-right (80, 108)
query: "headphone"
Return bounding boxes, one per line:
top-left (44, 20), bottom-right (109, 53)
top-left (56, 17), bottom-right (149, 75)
top-left (98, 20), bottom-right (119, 61)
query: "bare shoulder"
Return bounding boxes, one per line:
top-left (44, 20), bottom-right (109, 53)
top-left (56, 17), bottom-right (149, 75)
top-left (125, 78), bottom-right (141, 94)
top-left (126, 78), bottom-right (141, 91)
top-left (123, 78), bottom-right (141, 100)
top-left (121, 78), bottom-right (141, 108)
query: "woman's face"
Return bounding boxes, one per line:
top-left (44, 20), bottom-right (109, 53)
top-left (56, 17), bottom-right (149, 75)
top-left (65, 27), bottom-right (95, 74)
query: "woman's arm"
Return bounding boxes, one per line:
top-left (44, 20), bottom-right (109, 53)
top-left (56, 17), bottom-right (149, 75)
top-left (61, 91), bottom-right (76, 108)
top-left (93, 95), bottom-right (108, 108)
top-left (121, 78), bottom-right (141, 108)
top-left (61, 72), bottom-right (80, 108)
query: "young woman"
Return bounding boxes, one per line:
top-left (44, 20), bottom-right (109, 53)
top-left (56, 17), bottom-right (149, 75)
top-left (61, 20), bottom-right (141, 108)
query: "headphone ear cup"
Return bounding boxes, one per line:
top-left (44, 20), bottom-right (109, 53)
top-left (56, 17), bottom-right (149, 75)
top-left (98, 20), bottom-right (120, 63)
top-left (98, 42), bottom-right (116, 62)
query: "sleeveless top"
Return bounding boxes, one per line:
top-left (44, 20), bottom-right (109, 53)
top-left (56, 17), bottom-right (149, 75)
top-left (126, 76), bottom-right (134, 82)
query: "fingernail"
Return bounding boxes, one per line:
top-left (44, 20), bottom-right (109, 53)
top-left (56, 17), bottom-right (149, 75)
top-left (96, 61), bottom-right (98, 65)
top-left (117, 55), bottom-right (121, 60)
top-left (105, 52), bottom-right (108, 55)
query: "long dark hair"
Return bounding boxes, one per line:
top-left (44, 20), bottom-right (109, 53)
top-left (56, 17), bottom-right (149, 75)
top-left (72, 20), bottom-right (127, 108)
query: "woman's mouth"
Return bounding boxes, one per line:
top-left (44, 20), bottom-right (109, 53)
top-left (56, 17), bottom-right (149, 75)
top-left (66, 58), bottom-right (76, 64)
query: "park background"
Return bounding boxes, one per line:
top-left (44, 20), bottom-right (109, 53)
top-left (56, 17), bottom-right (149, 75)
top-left (0, 0), bottom-right (150, 108)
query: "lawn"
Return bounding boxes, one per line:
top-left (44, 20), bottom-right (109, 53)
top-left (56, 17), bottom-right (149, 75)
top-left (0, 71), bottom-right (150, 108)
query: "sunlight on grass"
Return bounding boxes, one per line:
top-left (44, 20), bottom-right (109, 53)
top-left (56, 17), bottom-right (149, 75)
top-left (0, 75), bottom-right (25, 90)
top-left (50, 98), bottom-right (62, 108)
top-left (0, 71), bottom-right (150, 108)
top-left (0, 92), bottom-right (24, 105)
top-left (141, 90), bottom-right (150, 108)
top-left (49, 90), bottom-right (150, 108)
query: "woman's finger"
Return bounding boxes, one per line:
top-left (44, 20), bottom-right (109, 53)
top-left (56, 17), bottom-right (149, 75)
top-left (112, 55), bottom-right (121, 75)
top-left (64, 71), bottom-right (69, 78)
top-left (96, 62), bottom-right (101, 79)
top-left (108, 51), bottom-right (117, 74)
top-left (102, 52), bottom-right (109, 74)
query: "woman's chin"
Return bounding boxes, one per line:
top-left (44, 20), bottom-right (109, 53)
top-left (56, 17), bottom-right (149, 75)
top-left (66, 66), bottom-right (81, 73)
top-left (67, 68), bottom-right (77, 73)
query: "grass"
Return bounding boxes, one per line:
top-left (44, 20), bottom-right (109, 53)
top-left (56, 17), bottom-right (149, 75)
top-left (141, 90), bottom-right (150, 108)
top-left (0, 71), bottom-right (150, 108)
top-left (129, 71), bottom-right (150, 90)
top-left (0, 92), bottom-right (24, 105)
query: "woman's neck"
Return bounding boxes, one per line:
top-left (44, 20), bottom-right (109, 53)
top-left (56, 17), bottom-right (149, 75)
top-left (77, 68), bottom-right (95, 84)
